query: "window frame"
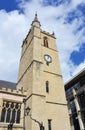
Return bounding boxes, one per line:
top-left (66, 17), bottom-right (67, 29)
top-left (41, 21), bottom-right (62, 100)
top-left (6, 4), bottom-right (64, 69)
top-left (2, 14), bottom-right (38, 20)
top-left (0, 101), bottom-right (21, 124)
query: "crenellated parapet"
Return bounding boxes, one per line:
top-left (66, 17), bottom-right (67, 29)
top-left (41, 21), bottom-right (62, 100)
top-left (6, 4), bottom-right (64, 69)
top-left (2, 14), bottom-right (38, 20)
top-left (41, 30), bottom-right (56, 38)
top-left (0, 87), bottom-right (27, 96)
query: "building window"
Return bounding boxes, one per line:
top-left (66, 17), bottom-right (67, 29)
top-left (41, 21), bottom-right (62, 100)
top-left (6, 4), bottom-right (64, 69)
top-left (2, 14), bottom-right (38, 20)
top-left (46, 81), bottom-right (49, 93)
top-left (44, 37), bottom-right (48, 47)
top-left (1, 101), bottom-right (21, 123)
top-left (69, 99), bottom-right (76, 113)
top-left (48, 119), bottom-right (52, 130)
top-left (69, 99), bottom-right (80, 130)
top-left (73, 82), bottom-right (80, 90)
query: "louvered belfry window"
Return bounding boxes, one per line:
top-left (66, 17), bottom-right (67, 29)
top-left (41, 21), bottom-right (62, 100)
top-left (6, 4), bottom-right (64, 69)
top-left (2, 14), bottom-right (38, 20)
top-left (44, 37), bottom-right (48, 47)
top-left (1, 101), bottom-right (21, 123)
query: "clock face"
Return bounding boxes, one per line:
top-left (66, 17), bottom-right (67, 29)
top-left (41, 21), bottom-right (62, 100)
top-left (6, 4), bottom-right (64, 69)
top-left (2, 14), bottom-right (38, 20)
top-left (44, 55), bottom-right (52, 63)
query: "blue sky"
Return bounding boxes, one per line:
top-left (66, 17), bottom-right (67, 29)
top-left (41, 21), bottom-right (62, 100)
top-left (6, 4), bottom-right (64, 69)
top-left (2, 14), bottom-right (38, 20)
top-left (0, 0), bottom-right (19, 12)
top-left (0, 0), bottom-right (85, 83)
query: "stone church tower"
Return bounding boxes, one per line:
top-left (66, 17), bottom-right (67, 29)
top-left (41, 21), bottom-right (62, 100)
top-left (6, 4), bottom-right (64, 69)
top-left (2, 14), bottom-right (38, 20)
top-left (17, 14), bottom-right (70, 130)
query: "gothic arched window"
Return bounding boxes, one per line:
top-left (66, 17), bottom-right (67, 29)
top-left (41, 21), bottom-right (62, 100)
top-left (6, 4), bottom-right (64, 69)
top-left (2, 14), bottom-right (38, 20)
top-left (44, 37), bottom-right (48, 47)
top-left (0, 101), bottom-right (21, 124)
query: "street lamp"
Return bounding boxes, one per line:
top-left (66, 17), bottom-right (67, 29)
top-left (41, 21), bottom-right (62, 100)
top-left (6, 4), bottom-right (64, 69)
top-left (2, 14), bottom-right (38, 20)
top-left (26, 107), bottom-right (31, 116)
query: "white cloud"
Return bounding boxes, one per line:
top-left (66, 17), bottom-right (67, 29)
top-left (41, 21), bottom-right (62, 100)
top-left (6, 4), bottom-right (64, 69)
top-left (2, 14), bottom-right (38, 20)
top-left (0, 10), bottom-right (28, 82)
top-left (0, 0), bottom-right (85, 83)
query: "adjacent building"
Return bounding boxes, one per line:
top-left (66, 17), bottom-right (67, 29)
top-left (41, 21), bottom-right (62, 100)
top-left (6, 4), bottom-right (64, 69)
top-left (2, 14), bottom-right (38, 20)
top-left (0, 14), bottom-right (70, 130)
top-left (65, 68), bottom-right (85, 130)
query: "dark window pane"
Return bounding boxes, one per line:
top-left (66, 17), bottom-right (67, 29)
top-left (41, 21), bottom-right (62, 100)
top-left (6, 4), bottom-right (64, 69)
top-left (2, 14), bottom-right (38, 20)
top-left (70, 100), bottom-right (76, 113)
top-left (46, 81), bottom-right (49, 93)
top-left (6, 108), bottom-right (11, 122)
top-left (11, 103), bottom-right (14, 108)
top-left (1, 107), bottom-right (6, 122)
top-left (48, 119), bottom-right (51, 130)
top-left (15, 103), bottom-right (18, 109)
top-left (16, 109), bottom-right (21, 123)
top-left (6, 102), bottom-right (9, 108)
top-left (11, 109), bottom-right (16, 123)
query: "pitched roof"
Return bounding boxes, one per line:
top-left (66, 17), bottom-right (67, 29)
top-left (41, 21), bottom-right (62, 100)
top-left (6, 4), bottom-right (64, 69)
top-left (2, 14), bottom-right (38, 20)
top-left (0, 80), bottom-right (16, 90)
